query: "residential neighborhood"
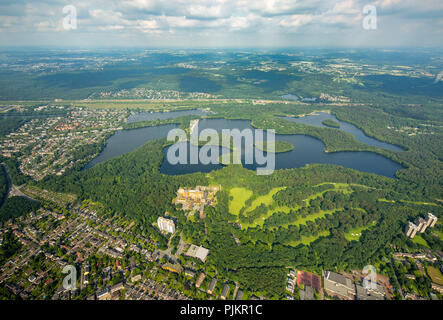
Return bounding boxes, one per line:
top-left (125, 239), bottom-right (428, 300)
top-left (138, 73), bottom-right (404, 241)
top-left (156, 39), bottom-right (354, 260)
top-left (1, 106), bottom-right (127, 180)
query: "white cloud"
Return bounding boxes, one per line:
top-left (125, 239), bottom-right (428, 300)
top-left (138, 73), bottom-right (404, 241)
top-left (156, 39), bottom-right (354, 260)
top-left (330, 0), bottom-right (360, 15)
top-left (280, 14), bottom-right (314, 28)
top-left (186, 4), bottom-right (225, 19)
top-left (0, 0), bottom-right (442, 47)
top-left (122, 0), bottom-right (160, 10)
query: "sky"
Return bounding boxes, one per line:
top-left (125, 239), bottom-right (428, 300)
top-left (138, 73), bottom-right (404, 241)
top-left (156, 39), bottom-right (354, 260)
top-left (0, 0), bottom-right (442, 48)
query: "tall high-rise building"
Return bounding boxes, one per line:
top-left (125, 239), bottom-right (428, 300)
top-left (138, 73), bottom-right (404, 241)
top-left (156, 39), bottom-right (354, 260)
top-left (416, 217), bottom-right (427, 233)
top-left (426, 213), bottom-right (438, 228)
top-left (157, 217), bottom-right (175, 233)
top-left (405, 222), bottom-right (418, 238)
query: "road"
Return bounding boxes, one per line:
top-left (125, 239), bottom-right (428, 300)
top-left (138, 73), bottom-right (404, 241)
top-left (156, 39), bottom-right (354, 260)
top-left (156, 232), bottom-right (187, 264)
top-left (0, 163), bottom-right (37, 203)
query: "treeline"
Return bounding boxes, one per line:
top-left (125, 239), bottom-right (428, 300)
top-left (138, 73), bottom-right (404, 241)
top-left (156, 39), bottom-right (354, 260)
top-left (0, 196), bottom-right (40, 222)
top-left (0, 231), bottom-right (22, 267)
top-left (122, 114), bottom-right (200, 130)
top-left (239, 204), bottom-right (267, 225)
top-left (0, 165), bottom-right (8, 209)
top-left (272, 183), bottom-right (335, 206)
top-left (0, 157), bottom-right (30, 186)
top-left (0, 117), bottom-right (28, 138)
top-left (322, 119), bottom-right (340, 128)
top-left (234, 267), bottom-right (285, 298)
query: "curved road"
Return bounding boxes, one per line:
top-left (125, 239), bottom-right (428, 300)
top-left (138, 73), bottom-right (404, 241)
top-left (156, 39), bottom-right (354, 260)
top-left (0, 163), bottom-right (37, 208)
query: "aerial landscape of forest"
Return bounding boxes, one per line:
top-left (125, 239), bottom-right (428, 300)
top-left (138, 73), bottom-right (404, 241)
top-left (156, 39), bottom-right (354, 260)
top-left (0, 0), bottom-right (442, 309)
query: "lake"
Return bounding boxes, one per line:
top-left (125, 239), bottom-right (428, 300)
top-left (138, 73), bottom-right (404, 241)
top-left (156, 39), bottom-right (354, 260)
top-left (126, 109), bottom-right (208, 123)
top-left (160, 118), bottom-right (405, 177)
top-left (83, 124), bottom-right (178, 169)
top-left (85, 116), bottom-right (405, 178)
top-left (279, 112), bottom-right (404, 151)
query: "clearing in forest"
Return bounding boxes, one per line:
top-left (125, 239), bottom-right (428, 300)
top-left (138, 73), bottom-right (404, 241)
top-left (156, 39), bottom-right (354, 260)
top-left (229, 187), bottom-right (253, 215)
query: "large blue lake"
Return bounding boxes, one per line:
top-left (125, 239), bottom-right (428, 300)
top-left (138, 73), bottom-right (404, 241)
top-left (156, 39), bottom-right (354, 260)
top-left (85, 111), bottom-right (405, 178)
top-left (160, 118), bottom-right (404, 177)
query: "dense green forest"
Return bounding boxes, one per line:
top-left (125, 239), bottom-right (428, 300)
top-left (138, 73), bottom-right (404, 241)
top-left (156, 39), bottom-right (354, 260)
top-left (0, 165), bottom-right (8, 209)
top-left (0, 158), bottom-right (30, 186)
top-left (0, 118), bottom-right (28, 138)
top-left (0, 231), bottom-right (22, 267)
top-left (322, 119), bottom-right (340, 128)
top-left (0, 196), bottom-right (40, 222)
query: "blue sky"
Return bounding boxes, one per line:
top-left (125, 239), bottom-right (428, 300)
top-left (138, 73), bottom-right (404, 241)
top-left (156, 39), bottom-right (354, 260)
top-left (0, 0), bottom-right (442, 48)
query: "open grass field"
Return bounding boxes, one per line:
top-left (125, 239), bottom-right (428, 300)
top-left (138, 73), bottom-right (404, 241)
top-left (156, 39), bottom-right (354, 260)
top-left (378, 198), bottom-right (395, 203)
top-left (244, 187), bottom-right (285, 214)
top-left (242, 204), bottom-right (294, 229)
top-left (302, 183), bottom-right (354, 205)
top-left (264, 183), bottom-right (369, 230)
top-left (427, 266), bottom-right (443, 285)
top-left (378, 198), bottom-right (440, 207)
top-left (400, 200), bottom-right (441, 206)
top-left (240, 187), bottom-right (296, 229)
top-left (229, 186), bottom-right (294, 229)
top-left (286, 230), bottom-right (330, 247)
top-left (412, 234), bottom-right (430, 248)
top-left (344, 221), bottom-right (375, 241)
top-left (229, 187), bottom-right (253, 216)
top-left (314, 182), bottom-right (373, 189)
top-left (280, 208), bottom-right (344, 229)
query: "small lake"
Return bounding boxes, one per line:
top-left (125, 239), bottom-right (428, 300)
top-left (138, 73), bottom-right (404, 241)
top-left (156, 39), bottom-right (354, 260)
top-left (126, 109), bottom-right (208, 123)
top-left (85, 118), bottom-right (405, 178)
top-left (279, 112), bottom-right (404, 151)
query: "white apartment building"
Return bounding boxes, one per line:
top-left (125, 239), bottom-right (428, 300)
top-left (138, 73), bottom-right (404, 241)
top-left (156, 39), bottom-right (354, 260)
top-left (157, 217), bottom-right (175, 234)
